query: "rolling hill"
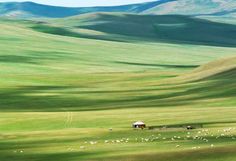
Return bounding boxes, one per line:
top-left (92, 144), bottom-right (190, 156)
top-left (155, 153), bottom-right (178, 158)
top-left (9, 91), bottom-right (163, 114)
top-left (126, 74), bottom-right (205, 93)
top-left (0, 0), bottom-right (236, 19)
top-left (0, 19), bottom-right (235, 111)
top-left (0, 3), bottom-right (236, 161)
top-left (179, 56), bottom-right (236, 81)
top-left (31, 13), bottom-right (236, 47)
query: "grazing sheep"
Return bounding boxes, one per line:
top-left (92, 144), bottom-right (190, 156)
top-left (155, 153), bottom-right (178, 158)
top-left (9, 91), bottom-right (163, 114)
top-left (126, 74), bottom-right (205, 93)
top-left (80, 146), bottom-right (85, 149)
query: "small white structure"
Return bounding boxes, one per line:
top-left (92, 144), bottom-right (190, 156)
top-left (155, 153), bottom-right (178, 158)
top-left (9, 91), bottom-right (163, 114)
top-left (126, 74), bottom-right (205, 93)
top-left (132, 121), bottom-right (146, 129)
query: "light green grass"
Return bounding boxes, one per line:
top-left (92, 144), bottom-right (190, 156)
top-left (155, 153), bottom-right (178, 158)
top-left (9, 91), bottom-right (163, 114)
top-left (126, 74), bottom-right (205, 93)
top-left (0, 107), bottom-right (235, 161)
top-left (0, 19), bottom-right (235, 161)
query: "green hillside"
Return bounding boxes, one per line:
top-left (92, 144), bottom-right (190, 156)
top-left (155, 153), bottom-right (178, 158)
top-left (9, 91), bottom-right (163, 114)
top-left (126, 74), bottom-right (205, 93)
top-left (0, 18), bottom-right (236, 111)
top-left (179, 56), bottom-right (236, 81)
top-left (0, 17), bottom-right (235, 161)
top-left (31, 13), bottom-right (236, 47)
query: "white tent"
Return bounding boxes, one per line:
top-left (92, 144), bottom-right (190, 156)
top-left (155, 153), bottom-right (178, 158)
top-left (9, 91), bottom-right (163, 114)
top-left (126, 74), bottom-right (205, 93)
top-left (133, 121), bottom-right (146, 128)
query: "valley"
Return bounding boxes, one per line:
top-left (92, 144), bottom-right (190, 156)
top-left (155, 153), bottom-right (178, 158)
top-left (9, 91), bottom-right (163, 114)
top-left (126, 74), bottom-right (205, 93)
top-left (0, 1), bottom-right (235, 161)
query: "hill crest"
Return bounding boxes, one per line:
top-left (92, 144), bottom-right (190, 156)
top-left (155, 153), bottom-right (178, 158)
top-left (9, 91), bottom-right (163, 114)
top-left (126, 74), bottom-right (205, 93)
top-left (1, 0), bottom-right (236, 18)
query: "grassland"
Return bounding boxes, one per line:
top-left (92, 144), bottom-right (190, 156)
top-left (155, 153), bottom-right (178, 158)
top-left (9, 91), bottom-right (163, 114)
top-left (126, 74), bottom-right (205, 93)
top-left (35, 13), bottom-right (236, 47)
top-left (0, 17), bottom-right (235, 161)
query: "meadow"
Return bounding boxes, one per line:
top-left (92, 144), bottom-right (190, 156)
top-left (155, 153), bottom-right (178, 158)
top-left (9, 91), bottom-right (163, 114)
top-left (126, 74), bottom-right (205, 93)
top-left (0, 17), bottom-right (235, 161)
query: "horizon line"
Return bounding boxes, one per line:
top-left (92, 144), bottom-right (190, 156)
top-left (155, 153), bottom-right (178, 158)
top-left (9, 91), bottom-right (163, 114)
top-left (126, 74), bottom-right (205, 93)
top-left (0, 0), bottom-right (159, 8)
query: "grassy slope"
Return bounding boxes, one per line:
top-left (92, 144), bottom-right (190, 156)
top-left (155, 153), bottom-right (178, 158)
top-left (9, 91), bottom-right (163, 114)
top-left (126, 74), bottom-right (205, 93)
top-left (0, 107), bottom-right (235, 161)
top-left (33, 13), bottom-right (236, 47)
top-left (178, 56), bottom-right (236, 81)
top-left (0, 19), bottom-right (235, 161)
top-left (0, 19), bottom-right (236, 111)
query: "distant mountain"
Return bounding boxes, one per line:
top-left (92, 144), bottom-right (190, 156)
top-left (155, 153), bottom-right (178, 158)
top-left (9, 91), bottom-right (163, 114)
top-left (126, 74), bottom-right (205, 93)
top-left (0, 0), bottom-right (235, 19)
top-left (0, 1), bottom-right (173, 18)
top-left (143, 0), bottom-right (236, 16)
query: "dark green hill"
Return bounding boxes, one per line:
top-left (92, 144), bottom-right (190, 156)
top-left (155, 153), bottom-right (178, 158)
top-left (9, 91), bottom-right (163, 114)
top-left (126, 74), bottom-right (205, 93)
top-left (32, 13), bottom-right (236, 47)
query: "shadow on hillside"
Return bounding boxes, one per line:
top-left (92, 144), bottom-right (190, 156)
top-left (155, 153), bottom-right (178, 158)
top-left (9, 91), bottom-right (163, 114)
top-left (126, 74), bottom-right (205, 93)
top-left (122, 68), bottom-right (236, 105)
top-left (0, 68), bottom-right (235, 112)
top-left (32, 14), bottom-right (236, 47)
top-left (114, 61), bottom-right (199, 69)
top-left (0, 51), bottom-right (72, 64)
top-left (78, 14), bottom-right (236, 47)
top-left (98, 146), bottom-right (236, 161)
top-left (0, 141), bottom-right (235, 161)
top-left (0, 150), bottom-right (94, 161)
top-left (148, 120), bottom-right (236, 130)
top-left (30, 24), bottom-right (129, 43)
